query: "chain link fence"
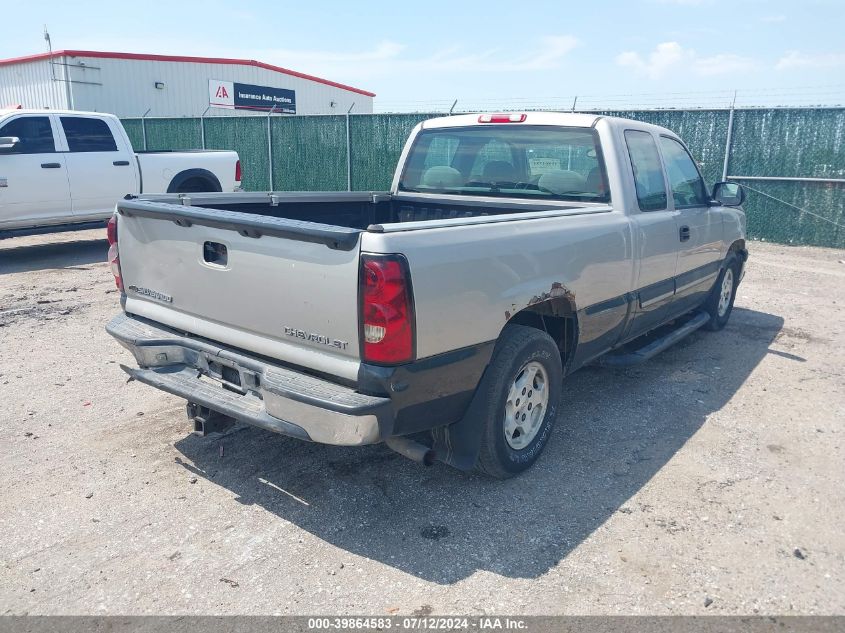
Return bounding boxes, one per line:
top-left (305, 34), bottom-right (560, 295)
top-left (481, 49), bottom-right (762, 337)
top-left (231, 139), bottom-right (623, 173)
top-left (121, 107), bottom-right (845, 249)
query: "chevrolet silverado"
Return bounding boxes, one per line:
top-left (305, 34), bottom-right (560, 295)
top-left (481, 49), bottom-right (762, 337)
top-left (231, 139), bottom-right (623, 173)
top-left (106, 112), bottom-right (747, 478)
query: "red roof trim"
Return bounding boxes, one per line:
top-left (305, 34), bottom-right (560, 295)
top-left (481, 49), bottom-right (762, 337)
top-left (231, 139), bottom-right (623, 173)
top-left (0, 50), bottom-right (376, 97)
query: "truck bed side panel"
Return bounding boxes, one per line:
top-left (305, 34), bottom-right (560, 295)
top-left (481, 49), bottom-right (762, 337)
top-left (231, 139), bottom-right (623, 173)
top-left (136, 151), bottom-right (238, 193)
top-left (362, 211), bottom-right (635, 360)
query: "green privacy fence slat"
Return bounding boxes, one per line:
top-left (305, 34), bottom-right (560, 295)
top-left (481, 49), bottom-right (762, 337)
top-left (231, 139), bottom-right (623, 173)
top-left (724, 108), bottom-right (844, 247)
top-left (204, 117), bottom-right (270, 191)
top-left (600, 109), bottom-right (731, 184)
top-left (121, 119), bottom-right (143, 150)
top-left (143, 118), bottom-right (202, 151)
top-left (740, 180), bottom-right (843, 249)
top-left (350, 114), bottom-right (434, 190)
top-left (271, 115), bottom-right (347, 191)
top-left (121, 108), bottom-right (845, 249)
top-left (604, 108), bottom-right (843, 247)
top-left (728, 108), bottom-right (845, 178)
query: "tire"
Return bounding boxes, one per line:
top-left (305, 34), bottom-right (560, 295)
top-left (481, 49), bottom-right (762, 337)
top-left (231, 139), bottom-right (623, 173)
top-left (166, 169), bottom-right (223, 194)
top-left (475, 325), bottom-right (563, 479)
top-left (702, 253), bottom-right (740, 331)
top-left (173, 177), bottom-right (215, 193)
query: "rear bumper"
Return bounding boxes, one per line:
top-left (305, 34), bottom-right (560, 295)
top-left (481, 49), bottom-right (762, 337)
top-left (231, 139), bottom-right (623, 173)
top-left (107, 313), bottom-right (391, 445)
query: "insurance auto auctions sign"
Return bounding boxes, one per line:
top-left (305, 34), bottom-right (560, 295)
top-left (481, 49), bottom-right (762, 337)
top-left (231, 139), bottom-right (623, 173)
top-left (208, 79), bottom-right (296, 114)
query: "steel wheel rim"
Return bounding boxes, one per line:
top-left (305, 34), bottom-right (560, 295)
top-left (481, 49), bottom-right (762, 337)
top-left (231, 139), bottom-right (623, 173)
top-left (503, 360), bottom-right (549, 450)
top-left (717, 268), bottom-right (734, 317)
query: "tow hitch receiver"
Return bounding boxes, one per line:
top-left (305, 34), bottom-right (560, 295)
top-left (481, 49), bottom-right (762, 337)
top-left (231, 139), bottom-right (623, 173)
top-left (187, 402), bottom-right (236, 436)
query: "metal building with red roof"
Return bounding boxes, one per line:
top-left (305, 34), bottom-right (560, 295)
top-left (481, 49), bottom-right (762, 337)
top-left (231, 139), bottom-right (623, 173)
top-left (0, 50), bottom-right (375, 117)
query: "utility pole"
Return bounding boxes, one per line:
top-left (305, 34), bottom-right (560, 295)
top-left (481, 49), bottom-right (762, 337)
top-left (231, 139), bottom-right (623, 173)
top-left (721, 90), bottom-right (738, 182)
top-left (346, 103), bottom-right (355, 191)
top-left (43, 26), bottom-right (55, 80)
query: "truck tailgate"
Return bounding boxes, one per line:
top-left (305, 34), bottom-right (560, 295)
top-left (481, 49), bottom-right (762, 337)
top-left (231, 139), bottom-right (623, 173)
top-left (115, 201), bottom-right (363, 381)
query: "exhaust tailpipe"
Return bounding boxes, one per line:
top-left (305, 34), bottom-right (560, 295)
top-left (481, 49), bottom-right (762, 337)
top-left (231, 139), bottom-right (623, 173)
top-left (385, 436), bottom-right (437, 466)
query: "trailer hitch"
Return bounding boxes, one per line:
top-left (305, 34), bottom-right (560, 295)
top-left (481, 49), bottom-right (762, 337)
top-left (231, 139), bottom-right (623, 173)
top-left (187, 402), bottom-right (236, 436)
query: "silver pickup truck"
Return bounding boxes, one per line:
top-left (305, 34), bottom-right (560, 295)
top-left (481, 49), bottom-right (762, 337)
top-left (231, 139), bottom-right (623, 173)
top-left (107, 112), bottom-right (747, 478)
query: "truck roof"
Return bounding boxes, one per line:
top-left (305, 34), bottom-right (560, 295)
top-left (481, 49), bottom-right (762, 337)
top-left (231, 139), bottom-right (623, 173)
top-left (420, 111), bottom-right (681, 140)
top-left (422, 112), bottom-right (602, 129)
top-left (0, 108), bottom-right (119, 119)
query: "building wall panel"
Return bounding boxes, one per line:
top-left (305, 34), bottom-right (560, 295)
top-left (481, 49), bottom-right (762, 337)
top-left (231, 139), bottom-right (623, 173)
top-left (0, 59), bottom-right (69, 110)
top-left (63, 56), bottom-right (372, 117)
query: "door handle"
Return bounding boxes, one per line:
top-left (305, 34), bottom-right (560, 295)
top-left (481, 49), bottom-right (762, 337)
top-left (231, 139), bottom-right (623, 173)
top-left (41, 162), bottom-right (61, 169)
top-left (113, 160), bottom-right (130, 166)
top-left (679, 225), bottom-right (691, 242)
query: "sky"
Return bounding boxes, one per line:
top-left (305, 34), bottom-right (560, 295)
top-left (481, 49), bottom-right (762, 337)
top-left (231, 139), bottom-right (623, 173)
top-left (3, 0), bottom-right (845, 111)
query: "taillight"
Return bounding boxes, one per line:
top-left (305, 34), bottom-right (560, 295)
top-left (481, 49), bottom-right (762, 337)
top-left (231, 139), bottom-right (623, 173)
top-left (106, 215), bottom-right (123, 291)
top-left (478, 113), bottom-right (527, 123)
top-left (235, 159), bottom-right (242, 183)
top-left (360, 254), bottom-right (414, 365)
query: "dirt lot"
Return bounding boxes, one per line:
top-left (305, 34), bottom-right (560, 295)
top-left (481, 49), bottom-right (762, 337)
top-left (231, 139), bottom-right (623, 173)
top-left (0, 229), bottom-right (843, 616)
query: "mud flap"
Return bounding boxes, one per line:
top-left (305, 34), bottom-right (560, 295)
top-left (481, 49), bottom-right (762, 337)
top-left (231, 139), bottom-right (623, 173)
top-left (431, 366), bottom-right (493, 471)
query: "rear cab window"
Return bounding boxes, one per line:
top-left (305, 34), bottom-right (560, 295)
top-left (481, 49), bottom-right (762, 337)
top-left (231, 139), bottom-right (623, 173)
top-left (0, 116), bottom-right (56, 154)
top-left (60, 117), bottom-right (118, 152)
top-left (398, 125), bottom-right (610, 203)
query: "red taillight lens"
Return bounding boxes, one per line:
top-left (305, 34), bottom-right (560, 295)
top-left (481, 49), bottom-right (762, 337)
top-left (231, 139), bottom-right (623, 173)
top-left (235, 159), bottom-right (242, 183)
top-left (360, 255), bottom-right (414, 365)
top-left (106, 215), bottom-right (123, 291)
top-left (106, 215), bottom-right (118, 245)
top-left (478, 113), bottom-right (527, 123)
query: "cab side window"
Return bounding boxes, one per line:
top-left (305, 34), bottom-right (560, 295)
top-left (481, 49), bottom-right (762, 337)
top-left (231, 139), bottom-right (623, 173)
top-left (0, 116), bottom-right (55, 154)
top-left (60, 117), bottom-right (118, 152)
top-left (624, 130), bottom-right (667, 211)
top-left (659, 136), bottom-right (709, 208)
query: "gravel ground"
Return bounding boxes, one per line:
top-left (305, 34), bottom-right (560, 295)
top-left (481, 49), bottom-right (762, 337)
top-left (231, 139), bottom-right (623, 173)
top-left (0, 229), bottom-right (843, 616)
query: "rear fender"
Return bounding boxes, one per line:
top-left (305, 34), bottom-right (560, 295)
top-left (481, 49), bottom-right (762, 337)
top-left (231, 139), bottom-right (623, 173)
top-left (433, 290), bottom-right (579, 471)
top-left (166, 168), bottom-right (222, 193)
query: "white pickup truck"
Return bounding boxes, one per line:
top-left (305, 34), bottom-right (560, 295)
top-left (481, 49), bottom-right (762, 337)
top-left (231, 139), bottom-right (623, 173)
top-left (0, 109), bottom-right (240, 237)
top-left (107, 112), bottom-right (747, 478)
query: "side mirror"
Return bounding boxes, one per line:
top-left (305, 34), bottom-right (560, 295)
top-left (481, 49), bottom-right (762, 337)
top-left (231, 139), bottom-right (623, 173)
top-left (711, 181), bottom-right (746, 207)
top-left (0, 136), bottom-right (20, 152)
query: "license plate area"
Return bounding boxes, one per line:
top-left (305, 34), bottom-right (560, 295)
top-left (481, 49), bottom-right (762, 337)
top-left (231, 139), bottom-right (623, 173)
top-left (197, 353), bottom-right (260, 394)
top-left (209, 360), bottom-right (241, 386)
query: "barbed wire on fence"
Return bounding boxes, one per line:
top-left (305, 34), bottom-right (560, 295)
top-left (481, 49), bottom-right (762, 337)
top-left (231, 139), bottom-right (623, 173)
top-left (372, 84), bottom-right (845, 114)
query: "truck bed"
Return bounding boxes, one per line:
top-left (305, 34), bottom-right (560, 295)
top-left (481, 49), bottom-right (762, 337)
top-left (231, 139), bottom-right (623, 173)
top-left (130, 190), bottom-right (605, 232)
top-left (114, 191), bottom-right (611, 382)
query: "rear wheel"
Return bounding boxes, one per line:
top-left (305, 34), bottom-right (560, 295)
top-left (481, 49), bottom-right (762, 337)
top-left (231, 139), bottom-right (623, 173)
top-left (475, 325), bottom-right (562, 479)
top-left (703, 254), bottom-right (739, 331)
top-left (173, 177), bottom-right (215, 193)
